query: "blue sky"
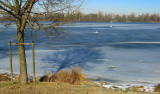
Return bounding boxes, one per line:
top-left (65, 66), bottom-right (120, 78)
top-left (82, 0), bottom-right (160, 15)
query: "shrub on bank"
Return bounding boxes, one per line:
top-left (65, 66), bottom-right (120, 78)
top-left (155, 84), bottom-right (160, 92)
top-left (0, 73), bottom-right (10, 81)
top-left (39, 67), bottom-right (88, 85)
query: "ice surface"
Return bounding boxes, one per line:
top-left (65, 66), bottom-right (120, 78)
top-left (0, 22), bottom-right (160, 84)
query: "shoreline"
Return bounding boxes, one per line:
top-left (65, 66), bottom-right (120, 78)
top-left (89, 78), bottom-right (157, 92)
top-left (1, 71), bottom-right (159, 84)
top-left (0, 72), bottom-right (159, 93)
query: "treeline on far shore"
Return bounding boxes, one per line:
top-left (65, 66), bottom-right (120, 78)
top-left (69, 12), bottom-right (160, 23)
top-left (1, 11), bottom-right (160, 23)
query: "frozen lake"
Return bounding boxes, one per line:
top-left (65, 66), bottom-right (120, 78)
top-left (0, 22), bottom-right (160, 84)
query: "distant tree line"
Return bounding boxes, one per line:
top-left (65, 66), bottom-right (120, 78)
top-left (70, 12), bottom-right (160, 22)
top-left (1, 11), bottom-right (160, 23)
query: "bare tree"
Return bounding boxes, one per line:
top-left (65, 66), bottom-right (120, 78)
top-left (0, 0), bottom-right (84, 84)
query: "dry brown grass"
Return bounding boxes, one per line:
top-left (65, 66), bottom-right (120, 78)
top-left (155, 84), bottom-right (160, 92)
top-left (0, 82), bottom-right (159, 94)
top-left (70, 67), bottom-right (88, 84)
top-left (0, 74), bottom-right (10, 81)
top-left (13, 75), bottom-right (20, 82)
top-left (37, 75), bottom-right (50, 82)
top-left (50, 69), bottom-right (71, 83)
top-left (131, 86), bottom-right (145, 92)
top-left (50, 67), bottom-right (88, 85)
top-left (1, 67), bottom-right (160, 94)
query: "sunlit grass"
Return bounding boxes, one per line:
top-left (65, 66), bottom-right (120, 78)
top-left (0, 82), bottom-right (160, 94)
top-left (1, 67), bottom-right (160, 94)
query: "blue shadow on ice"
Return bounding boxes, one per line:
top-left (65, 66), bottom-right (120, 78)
top-left (41, 47), bottom-right (103, 72)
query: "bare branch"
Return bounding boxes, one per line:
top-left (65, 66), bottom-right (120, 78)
top-left (5, 0), bottom-right (13, 7)
top-left (30, 7), bottom-right (72, 15)
top-left (20, 0), bottom-right (22, 8)
top-left (0, 10), bottom-right (8, 14)
top-left (0, 0), bottom-right (13, 10)
top-left (20, 0), bottom-right (36, 15)
top-left (20, 0), bottom-right (36, 31)
top-left (26, 19), bottom-right (40, 30)
top-left (0, 5), bottom-right (21, 19)
top-left (21, 0), bottom-right (31, 14)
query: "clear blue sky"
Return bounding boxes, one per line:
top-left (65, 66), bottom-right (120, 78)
top-left (82, 0), bottom-right (160, 15)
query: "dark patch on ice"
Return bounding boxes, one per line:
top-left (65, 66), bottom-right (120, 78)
top-left (41, 47), bottom-right (103, 72)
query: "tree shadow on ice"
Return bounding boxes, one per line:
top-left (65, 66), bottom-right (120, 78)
top-left (41, 47), bottom-right (103, 72)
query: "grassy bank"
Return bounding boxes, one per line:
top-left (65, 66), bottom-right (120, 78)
top-left (0, 82), bottom-right (160, 94)
top-left (1, 67), bottom-right (160, 94)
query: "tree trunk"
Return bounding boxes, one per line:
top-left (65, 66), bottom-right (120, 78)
top-left (17, 20), bottom-right (28, 84)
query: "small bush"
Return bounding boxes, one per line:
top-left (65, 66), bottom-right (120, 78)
top-left (37, 72), bottom-right (53, 82)
top-left (37, 75), bottom-right (49, 82)
top-left (155, 84), bottom-right (160, 92)
top-left (70, 67), bottom-right (88, 84)
top-left (49, 67), bottom-right (88, 85)
top-left (0, 73), bottom-right (10, 81)
top-left (50, 69), bottom-right (70, 83)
